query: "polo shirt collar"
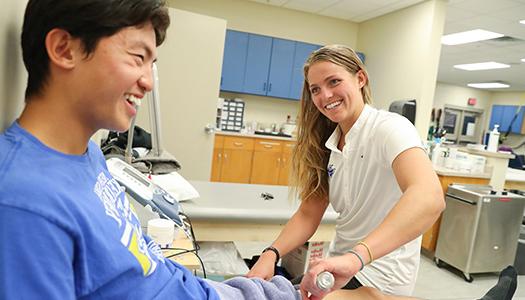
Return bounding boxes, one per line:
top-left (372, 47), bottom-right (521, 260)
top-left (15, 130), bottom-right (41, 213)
top-left (324, 104), bottom-right (372, 152)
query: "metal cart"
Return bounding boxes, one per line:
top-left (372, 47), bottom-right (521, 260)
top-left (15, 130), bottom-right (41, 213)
top-left (434, 184), bottom-right (525, 282)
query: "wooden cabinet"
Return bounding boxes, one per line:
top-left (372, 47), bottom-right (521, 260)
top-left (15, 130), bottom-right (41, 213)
top-left (421, 174), bottom-right (489, 252)
top-left (210, 136), bottom-right (254, 183)
top-left (250, 139), bottom-right (294, 185)
top-left (250, 139), bottom-right (282, 185)
top-left (278, 142), bottom-right (295, 185)
top-left (210, 135), bottom-right (224, 182)
top-left (211, 135), bottom-right (295, 186)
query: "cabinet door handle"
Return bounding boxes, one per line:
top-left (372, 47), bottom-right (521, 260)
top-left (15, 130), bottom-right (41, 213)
top-left (224, 153), bottom-right (228, 160)
top-left (263, 82), bottom-right (267, 91)
top-left (218, 153), bottom-right (222, 160)
top-left (264, 145), bottom-right (273, 149)
top-left (268, 83), bottom-right (272, 92)
top-left (260, 141), bottom-right (280, 146)
top-left (277, 157), bottom-right (281, 166)
top-left (233, 142), bottom-right (243, 147)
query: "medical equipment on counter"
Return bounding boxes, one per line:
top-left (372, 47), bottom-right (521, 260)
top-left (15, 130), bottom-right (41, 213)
top-left (107, 157), bottom-right (183, 227)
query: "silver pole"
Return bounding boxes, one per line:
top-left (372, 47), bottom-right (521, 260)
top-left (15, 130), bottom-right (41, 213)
top-left (149, 63), bottom-right (162, 157)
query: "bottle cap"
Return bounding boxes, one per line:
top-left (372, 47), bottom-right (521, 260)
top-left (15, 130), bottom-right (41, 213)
top-left (316, 271), bottom-right (335, 291)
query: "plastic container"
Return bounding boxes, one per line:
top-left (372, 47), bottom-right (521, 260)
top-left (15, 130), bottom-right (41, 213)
top-left (487, 124), bottom-right (500, 152)
top-left (147, 218), bottom-right (175, 248)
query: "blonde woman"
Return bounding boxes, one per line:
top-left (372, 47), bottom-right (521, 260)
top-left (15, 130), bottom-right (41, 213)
top-left (247, 45), bottom-right (445, 299)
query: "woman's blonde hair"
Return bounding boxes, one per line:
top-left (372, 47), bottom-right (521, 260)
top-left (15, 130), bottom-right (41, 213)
top-left (290, 45), bottom-right (372, 201)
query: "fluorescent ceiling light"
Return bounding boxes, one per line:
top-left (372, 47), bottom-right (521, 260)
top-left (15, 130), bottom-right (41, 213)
top-left (467, 82), bottom-right (509, 89)
top-left (522, 58), bottom-right (525, 62)
top-left (454, 61), bottom-right (510, 71)
top-left (520, 20), bottom-right (525, 25)
top-left (441, 29), bottom-right (504, 45)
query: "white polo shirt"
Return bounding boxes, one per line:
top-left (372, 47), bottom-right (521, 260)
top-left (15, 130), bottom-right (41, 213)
top-left (325, 105), bottom-right (423, 296)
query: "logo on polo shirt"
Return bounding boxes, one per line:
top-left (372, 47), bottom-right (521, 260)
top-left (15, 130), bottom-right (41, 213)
top-left (327, 164), bottom-right (335, 178)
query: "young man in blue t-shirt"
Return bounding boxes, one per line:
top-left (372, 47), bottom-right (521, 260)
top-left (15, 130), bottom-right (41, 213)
top-left (0, 1), bottom-right (300, 299)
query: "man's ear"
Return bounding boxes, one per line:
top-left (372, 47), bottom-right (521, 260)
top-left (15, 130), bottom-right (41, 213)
top-left (45, 28), bottom-right (82, 70)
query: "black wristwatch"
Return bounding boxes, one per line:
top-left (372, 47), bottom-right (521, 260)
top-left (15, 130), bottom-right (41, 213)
top-left (262, 246), bottom-right (280, 265)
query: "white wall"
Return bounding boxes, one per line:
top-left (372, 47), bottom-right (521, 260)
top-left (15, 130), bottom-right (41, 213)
top-left (432, 85), bottom-right (525, 153)
top-left (168, 0), bottom-right (358, 46)
top-left (0, 0), bottom-right (27, 131)
top-left (433, 82), bottom-right (492, 112)
top-left (220, 91), bottom-right (300, 129)
top-left (135, 9), bottom-right (226, 180)
top-left (167, 0), bottom-right (359, 127)
top-left (433, 82), bottom-right (492, 137)
top-left (357, 0), bottom-right (447, 139)
top-left (489, 92), bottom-right (525, 107)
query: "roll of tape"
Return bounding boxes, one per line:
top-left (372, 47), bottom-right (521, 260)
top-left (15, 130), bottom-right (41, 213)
top-left (147, 218), bottom-right (175, 248)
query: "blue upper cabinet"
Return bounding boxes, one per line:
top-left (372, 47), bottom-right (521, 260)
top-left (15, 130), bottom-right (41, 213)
top-left (267, 38), bottom-right (295, 99)
top-left (357, 52), bottom-right (366, 64)
top-left (290, 43), bottom-right (320, 100)
top-left (221, 30), bottom-right (366, 101)
top-left (501, 105), bottom-right (516, 132)
top-left (489, 105), bottom-right (504, 131)
top-left (243, 34), bottom-right (273, 96)
top-left (221, 30), bottom-right (248, 92)
top-left (512, 106), bottom-right (525, 133)
top-left (489, 105), bottom-right (525, 134)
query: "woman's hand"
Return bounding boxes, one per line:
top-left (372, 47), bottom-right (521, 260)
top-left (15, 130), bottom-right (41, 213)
top-left (246, 251), bottom-right (276, 280)
top-left (299, 253), bottom-right (362, 300)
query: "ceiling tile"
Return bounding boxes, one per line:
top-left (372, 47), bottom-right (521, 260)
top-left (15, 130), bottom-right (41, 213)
top-left (450, 0), bottom-right (523, 15)
top-left (284, 0), bottom-right (340, 13)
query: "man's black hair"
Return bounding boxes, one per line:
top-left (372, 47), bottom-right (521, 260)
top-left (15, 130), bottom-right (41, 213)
top-left (21, 0), bottom-right (170, 100)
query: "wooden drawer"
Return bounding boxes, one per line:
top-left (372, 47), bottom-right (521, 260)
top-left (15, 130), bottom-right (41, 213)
top-left (223, 136), bottom-right (254, 150)
top-left (282, 141), bottom-right (295, 154)
top-left (254, 139), bottom-right (282, 153)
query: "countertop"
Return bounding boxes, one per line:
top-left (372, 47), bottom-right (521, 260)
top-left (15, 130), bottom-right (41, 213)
top-left (215, 131), bottom-right (295, 142)
top-left (434, 166), bottom-right (492, 179)
top-left (434, 166), bottom-right (525, 183)
top-left (180, 180), bottom-right (337, 224)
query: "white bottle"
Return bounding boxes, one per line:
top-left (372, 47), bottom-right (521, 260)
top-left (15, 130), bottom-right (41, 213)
top-left (487, 124), bottom-right (500, 152)
top-left (431, 143), bottom-right (441, 167)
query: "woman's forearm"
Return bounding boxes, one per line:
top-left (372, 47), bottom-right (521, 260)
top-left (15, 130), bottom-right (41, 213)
top-left (270, 197), bottom-right (329, 257)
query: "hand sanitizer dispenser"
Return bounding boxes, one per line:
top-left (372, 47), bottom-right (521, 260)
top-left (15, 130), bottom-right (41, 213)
top-left (487, 124), bottom-right (500, 152)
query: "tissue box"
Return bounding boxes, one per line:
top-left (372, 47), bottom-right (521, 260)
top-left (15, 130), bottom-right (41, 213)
top-left (281, 241), bottom-right (329, 278)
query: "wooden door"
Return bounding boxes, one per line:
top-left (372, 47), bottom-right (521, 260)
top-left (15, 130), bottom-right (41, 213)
top-left (220, 136), bottom-right (254, 183)
top-left (250, 139), bottom-right (282, 185)
top-left (278, 141), bottom-right (295, 185)
top-left (210, 135), bottom-right (224, 182)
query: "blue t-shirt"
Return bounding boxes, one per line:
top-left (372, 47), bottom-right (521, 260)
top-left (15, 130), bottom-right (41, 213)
top-left (0, 122), bottom-right (220, 299)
